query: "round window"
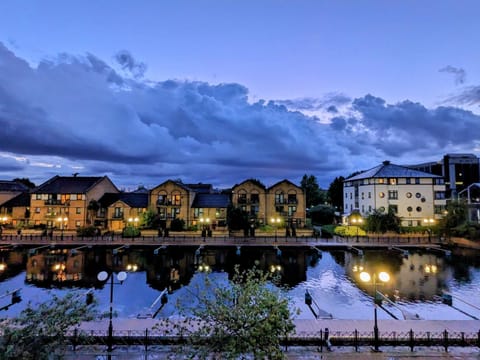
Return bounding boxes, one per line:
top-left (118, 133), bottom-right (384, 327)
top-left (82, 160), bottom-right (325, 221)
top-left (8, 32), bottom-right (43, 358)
top-left (378, 206), bottom-right (385, 213)
top-left (407, 206), bottom-right (413, 212)
top-left (379, 192), bottom-right (385, 198)
top-left (406, 192), bottom-right (412, 198)
top-left (416, 206), bottom-right (422, 212)
top-left (415, 193), bottom-right (421, 198)
top-left (421, 197), bottom-right (426, 203)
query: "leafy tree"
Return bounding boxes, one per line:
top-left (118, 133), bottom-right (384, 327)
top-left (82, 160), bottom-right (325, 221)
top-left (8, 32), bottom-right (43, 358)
top-left (141, 209), bottom-right (156, 228)
top-left (13, 177), bottom-right (36, 189)
top-left (309, 204), bottom-right (335, 225)
top-left (227, 205), bottom-right (249, 231)
top-left (300, 174), bottom-right (323, 208)
top-left (327, 176), bottom-right (344, 211)
top-left (365, 209), bottom-right (400, 233)
top-left (170, 266), bottom-right (295, 359)
top-left (0, 293), bottom-right (94, 360)
top-left (170, 218), bottom-right (185, 231)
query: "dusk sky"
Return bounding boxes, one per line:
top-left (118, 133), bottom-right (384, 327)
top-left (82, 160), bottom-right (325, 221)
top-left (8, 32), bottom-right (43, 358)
top-left (0, 1), bottom-right (479, 190)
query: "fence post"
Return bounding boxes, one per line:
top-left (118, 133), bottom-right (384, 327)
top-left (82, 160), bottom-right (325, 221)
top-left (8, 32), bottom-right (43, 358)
top-left (145, 328), bottom-right (148, 353)
top-left (426, 331), bottom-right (431, 347)
top-left (318, 329), bottom-right (323, 352)
top-left (354, 329), bottom-right (358, 352)
top-left (443, 329), bottom-right (449, 352)
top-left (72, 328), bottom-right (77, 352)
top-left (409, 329), bottom-right (414, 352)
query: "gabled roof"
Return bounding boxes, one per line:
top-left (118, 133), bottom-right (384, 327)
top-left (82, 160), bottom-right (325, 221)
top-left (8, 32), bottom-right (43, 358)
top-left (232, 179), bottom-right (267, 190)
top-left (191, 193), bottom-right (231, 208)
top-left (268, 179), bottom-right (301, 190)
top-left (0, 192), bottom-right (30, 208)
top-left (98, 192), bottom-right (148, 208)
top-left (0, 180), bottom-right (29, 192)
top-left (185, 183), bottom-right (213, 194)
top-left (346, 161), bottom-right (442, 181)
top-left (151, 179), bottom-right (192, 192)
top-left (32, 176), bottom-right (111, 194)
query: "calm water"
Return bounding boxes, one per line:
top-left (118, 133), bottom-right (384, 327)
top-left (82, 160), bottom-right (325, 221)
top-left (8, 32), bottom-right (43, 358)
top-left (0, 245), bottom-right (479, 321)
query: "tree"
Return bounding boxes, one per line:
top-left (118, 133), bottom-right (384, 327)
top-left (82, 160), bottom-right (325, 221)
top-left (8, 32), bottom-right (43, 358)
top-left (13, 177), bottom-right (36, 189)
top-left (365, 209), bottom-right (401, 233)
top-left (300, 174), bottom-right (323, 208)
top-left (227, 205), bottom-right (249, 231)
top-left (0, 293), bottom-right (94, 359)
top-left (170, 266), bottom-right (295, 359)
top-left (86, 200), bottom-right (100, 225)
top-left (327, 176), bottom-right (344, 211)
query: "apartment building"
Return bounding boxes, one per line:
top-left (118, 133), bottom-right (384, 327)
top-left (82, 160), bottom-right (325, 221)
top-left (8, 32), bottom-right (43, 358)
top-left (30, 175), bottom-right (118, 230)
top-left (344, 161), bottom-right (447, 226)
top-left (97, 192), bottom-right (149, 231)
top-left (231, 179), bottom-right (267, 223)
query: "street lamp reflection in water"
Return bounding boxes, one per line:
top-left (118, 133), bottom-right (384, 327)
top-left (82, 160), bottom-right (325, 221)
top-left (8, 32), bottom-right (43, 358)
top-left (359, 270), bottom-right (390, 352)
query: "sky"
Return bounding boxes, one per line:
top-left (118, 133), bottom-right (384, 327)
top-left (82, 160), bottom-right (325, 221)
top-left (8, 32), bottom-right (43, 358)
top-left (0, 0), bottom-right (479, 191)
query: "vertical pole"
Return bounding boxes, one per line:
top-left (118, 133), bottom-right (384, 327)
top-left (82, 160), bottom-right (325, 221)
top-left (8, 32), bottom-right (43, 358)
top-left (373, 274), bottom-right (380, 352)
top-left (108, 274), bottom-right (114, 353)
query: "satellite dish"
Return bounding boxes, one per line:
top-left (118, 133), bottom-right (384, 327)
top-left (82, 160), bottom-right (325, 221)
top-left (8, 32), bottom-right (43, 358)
top-left (117, 271), bottom-right (127, 282)
top-left (97, 271), bottom-right (109, 282)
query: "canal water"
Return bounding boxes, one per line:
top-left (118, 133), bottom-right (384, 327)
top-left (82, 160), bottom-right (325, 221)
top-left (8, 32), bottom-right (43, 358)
top-left (0, 245), bottom-right (479, 321)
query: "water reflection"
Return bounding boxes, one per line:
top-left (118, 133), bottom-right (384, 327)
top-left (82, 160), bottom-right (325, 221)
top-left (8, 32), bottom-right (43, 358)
top-left (0, 245), bottom-right (479, 320)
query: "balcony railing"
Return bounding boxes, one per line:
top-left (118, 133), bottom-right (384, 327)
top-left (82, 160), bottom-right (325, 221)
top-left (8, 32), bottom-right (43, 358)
top-left (156, 200), bottom-right (181, 206)
top-left (112, 214), bottom-right (124, 219)
top-left (44, 199), bottom-right (64, 205)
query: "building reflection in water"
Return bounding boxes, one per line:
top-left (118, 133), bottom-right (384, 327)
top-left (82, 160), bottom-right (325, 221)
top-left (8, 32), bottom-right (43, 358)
top-left (346, 250), bottom-right (450, 302)
top-left (0, 246), bottom-right (477, 309)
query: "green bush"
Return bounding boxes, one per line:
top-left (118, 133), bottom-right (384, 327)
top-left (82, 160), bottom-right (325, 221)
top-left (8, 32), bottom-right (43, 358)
top-left (77, 226), bottom-right (98, 236)
top-left (122, 225), bottom-right (140, 237)
top-left (170, 218), bottom-right (185, 231)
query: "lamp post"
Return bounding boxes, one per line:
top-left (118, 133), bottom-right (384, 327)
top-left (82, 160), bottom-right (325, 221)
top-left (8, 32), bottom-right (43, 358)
top-left (97, 270), bottom-right (128, 355)
top-left (270, 217), bottom-right (281, 242)
top-left (128, 217), bottom-right (139, 239)
top-left (199, 217), bottom-right (210, 240)
top-left (351, 217), bottom-right (363, 242)
top-left (423, 218), bottom-right (435, 242)
top-left (57, 216), bottom-right (68, 240)
top-left (359, 270), bottom-right (390, 352)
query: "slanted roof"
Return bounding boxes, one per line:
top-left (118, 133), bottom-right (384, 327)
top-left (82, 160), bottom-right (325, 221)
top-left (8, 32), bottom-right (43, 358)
top-left (232, 179), bottom-right (267, 190)
top-left (185, 183), bottom-right (213, 194)
top-left (0, 180), bottom-right (29, 192)
top-left (98, 192), bottom-right (148, 208)
top-left (192, 193), bottom-right (231, 208)
top-left (268, 179), bottom-right (301, 190)
top-left (0, 192), bottom-right (30, 208)
top-left (346, 161), bottom-right (442, 181)
top-left (33, 176), bottom-right (107, 194)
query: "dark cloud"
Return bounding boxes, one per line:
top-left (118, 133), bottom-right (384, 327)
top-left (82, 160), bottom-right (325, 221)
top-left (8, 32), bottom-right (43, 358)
top-left (274, 92), bottom-right (351, 111)
top-left (114, 50), bottom-right (147, 78)
top-left (446, 86), bottom-right (480, 106)
top-left (0, 42), bottom-right (479, 189)
top-left (439, 65), bottom-right (466, 85)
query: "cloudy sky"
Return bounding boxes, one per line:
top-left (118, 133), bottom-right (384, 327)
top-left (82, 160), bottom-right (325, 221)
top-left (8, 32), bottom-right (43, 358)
top-left (0, 1), bottom-right (479, 190)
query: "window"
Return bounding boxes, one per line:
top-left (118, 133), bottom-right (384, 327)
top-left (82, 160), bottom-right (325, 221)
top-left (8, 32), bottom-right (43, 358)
top-left (157, 194), bottom-right (167, 205)
top-left (435, 178), bottom-right (444, 185)
top-left (250, 193), bottom-right (260, 203)
top-left (36, 194), bottom-right (42, 200)
top-left (368, 192), bottom-right (371, 199)
top-left (361, 205), bottom-right (365, 212)
top-left (378, 178), bottom-right (385, 184)
top-left (388, 205), bottom-right (398, 214)
top-left (378, 206), bottom-right (385, 213)
top-left (361, 192), bottom-right (364, 200)
top-left (275, 193), bottom-right (285, 204)
top-left (389, 178), bottom-right (397, 185)
top-left (415, 178), bottom-right (420, 184)
top-left (288, 194), bottom-right (297, 204)
top-left (416, 206), bottom-right (422, 212)
top-left (75, 221), bottom-right (81, 227)
top-left (407, 206), bottom-right (413, 212)
top-left (415, 192), bottom-right (422, 198)
top-left (435, 191), bottom-right (445, 200)
top-left (71, 194), bottom-right (77, 200)
top-left (114, 207), bottom-right (123, 218)
top-left (435, 205), bottom-right (445, 214)
top-left (388, 191), bottom-right (398, 200)
top-left (35, 207), bottom-right (40, 213)
top-left (406, 192), bottom-right (412, 198)
top-left (288, 206), bottom-right (296, 216)
top-left (350, 193), bottom-right (352, 199)
top-left (194, 208), bottom-right (204, 218)
top-left (240, 205), bottom-right (247, 212)
top-left (368, 205), bottom-right (372, 212)
top-left (251, 205), bottom-right (259, 215)
top-left (406, 178), bottom-right (411, 184)
top-left (171, 194), bottom-right (181, 206)
top-left (379, 192), bottom-right (385, 198)
top-left (238, 193), bottom-right (247, 204)
top-left (76, 207), bottom-right (81, 214)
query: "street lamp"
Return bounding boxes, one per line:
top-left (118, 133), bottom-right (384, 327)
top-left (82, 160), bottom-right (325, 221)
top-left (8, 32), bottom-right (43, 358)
top-left (57, 216), bottom-right (68, 240)
top-left (97, 270), bottom-right (128, 355)
top-left (423, 218), bottom-right (435, 242)
top-left (270, 217), bottom-right (281, 242)
top-left (359, 270), bottom-right (390, 352)
top-left (351, 217), bottom-right (363, 242)
top-left (199, 217), bottom-right (210, 240)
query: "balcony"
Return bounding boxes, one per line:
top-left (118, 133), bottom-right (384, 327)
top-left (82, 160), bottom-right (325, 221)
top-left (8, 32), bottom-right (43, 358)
top-left (112, 214), bottom-right (124, 219)
top-left (44, 199), bottom-right (64, 205)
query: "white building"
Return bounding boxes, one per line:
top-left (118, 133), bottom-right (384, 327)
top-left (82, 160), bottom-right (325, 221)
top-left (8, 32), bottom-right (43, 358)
top-left (343, 161), bottom-right (447, 226)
